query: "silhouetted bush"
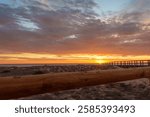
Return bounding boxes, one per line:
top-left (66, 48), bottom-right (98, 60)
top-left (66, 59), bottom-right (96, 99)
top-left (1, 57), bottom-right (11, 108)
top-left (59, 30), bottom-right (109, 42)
top-left (33, 70), bottom-right (46, 75)
top-left (1, 70), bottom-right (11, 73)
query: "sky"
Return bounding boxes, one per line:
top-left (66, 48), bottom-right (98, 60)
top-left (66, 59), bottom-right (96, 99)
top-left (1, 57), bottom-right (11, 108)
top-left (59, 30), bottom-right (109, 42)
top-left (0, 0), bottom-right (150, 64)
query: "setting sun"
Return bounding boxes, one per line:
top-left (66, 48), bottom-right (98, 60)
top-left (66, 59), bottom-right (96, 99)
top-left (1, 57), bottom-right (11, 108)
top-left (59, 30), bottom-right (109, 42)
top-left (95, 59), bottom-right (108, 64)
top-left (0, 53), bottom-right (150, 64)
top-left (0, 0), bottom-right (149, 64)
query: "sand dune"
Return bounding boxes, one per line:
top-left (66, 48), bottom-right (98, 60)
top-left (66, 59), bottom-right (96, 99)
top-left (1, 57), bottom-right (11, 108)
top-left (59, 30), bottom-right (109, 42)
top-left (0, 67), bottom-right (150, 99)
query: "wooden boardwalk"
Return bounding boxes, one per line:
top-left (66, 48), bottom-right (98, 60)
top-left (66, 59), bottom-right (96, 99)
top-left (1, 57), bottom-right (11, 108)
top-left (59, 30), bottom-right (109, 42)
top-left (104, 60), bottom-right (150, 68)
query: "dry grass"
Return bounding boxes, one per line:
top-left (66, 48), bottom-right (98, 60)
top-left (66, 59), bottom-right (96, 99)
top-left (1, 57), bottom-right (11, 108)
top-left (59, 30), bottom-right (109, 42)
top-left (0, 67), bottom-right (150, 99)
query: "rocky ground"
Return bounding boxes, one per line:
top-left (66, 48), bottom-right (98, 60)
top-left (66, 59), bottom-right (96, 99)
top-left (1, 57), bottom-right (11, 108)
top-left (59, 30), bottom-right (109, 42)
top-left (19, 78), bottom-right (150, 100)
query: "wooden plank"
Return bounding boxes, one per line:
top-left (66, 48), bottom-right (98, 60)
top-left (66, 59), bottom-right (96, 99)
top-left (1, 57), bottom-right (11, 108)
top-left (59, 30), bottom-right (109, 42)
top-left (0, 67), bottom-right (150, 99)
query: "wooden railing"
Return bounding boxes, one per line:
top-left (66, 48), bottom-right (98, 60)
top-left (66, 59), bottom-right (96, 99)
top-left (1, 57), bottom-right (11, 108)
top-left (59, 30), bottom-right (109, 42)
top-left (103, 60), bottom-right (150, 67)
top-left (0, 67), bottom-right (150, 99)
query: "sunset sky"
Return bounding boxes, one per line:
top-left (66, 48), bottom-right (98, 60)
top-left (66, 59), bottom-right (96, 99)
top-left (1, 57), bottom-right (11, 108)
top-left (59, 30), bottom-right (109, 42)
top-left (0, 0), bottom-right (150, 64)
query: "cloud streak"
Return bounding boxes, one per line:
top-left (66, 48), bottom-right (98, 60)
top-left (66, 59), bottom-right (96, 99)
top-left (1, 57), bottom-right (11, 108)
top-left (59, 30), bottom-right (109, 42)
top-left (0, 0), bottom-right (150, 57)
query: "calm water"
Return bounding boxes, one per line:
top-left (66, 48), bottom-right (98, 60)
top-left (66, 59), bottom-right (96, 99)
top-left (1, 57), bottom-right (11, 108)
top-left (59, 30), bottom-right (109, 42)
top-left (0, 63), bottom-right (96, 67)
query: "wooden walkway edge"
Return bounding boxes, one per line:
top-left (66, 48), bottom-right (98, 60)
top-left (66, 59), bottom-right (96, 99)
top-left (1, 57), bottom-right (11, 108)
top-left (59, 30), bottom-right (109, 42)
top-left (0, 67), bottom-right (150, 99)
top-left (104, 60), bottom-right (150, 67)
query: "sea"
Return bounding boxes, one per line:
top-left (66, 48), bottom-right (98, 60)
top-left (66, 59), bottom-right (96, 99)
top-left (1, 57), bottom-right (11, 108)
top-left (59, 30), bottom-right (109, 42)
top-left (0, 63), bottom-right (97, 67)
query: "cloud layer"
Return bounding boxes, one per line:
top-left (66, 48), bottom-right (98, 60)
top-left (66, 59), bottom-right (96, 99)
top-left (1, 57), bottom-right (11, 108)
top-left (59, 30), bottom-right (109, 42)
top-left (0, 0), bottom-right (150, 56)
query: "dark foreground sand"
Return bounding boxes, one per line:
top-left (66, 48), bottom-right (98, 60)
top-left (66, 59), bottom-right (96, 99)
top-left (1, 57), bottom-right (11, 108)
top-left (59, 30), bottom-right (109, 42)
top-left (19, 78), bottom-right (150, 100)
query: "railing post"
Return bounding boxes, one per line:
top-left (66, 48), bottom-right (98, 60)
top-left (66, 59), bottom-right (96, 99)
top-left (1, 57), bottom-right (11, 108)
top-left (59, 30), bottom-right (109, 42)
top-left (134, 60), bottom-right (136, 67)
top-left (148, 60), bottom-right (150, 66)
top-left (136, 61), bottom-right (138, 67)
top-left (140, 61), bottom-right (142, 66)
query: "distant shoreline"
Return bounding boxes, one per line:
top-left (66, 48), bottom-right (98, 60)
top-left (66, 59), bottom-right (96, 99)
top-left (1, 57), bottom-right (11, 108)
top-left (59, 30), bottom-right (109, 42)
top-left (0, 63), bottom-right (98, 67)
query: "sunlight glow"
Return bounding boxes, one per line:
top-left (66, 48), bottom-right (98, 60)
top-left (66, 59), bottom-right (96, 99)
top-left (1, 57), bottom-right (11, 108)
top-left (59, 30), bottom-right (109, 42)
top-left (0, 53), bottom-right (150, 64)
top-left (95, 59), bottom-right (108, 64)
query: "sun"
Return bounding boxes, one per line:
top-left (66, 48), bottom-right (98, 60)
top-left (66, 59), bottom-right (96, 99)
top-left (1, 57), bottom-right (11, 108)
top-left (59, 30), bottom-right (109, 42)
top-left (95, 59), bottom-right (108, 64)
